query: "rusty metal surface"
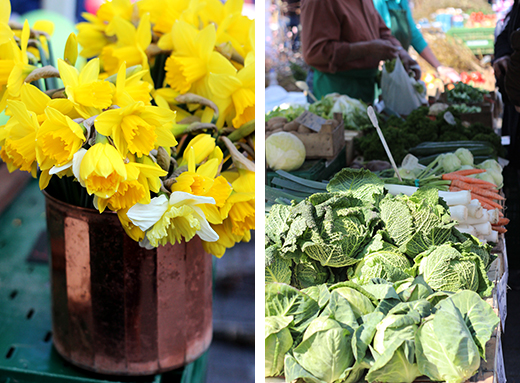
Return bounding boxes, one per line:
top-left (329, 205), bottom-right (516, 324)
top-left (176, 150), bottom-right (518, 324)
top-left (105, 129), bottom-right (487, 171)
top-left (44, 192), bottom-right (212, 376)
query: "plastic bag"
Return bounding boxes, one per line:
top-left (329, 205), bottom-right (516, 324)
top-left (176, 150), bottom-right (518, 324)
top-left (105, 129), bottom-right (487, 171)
top-left (381, 57), bottom-right (426, 116)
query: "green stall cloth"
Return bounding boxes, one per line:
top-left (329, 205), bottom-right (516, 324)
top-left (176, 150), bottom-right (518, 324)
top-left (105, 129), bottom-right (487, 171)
top-left (312, 67), bottom-right (378, 104)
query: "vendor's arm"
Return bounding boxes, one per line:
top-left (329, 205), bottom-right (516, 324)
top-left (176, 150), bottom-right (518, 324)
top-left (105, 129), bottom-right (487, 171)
top-left (301, 0), bottom-right (398, 72)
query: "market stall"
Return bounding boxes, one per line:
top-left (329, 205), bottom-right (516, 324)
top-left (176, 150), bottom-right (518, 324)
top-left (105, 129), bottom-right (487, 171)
top-left (264, 77), bottom-right (509, 382)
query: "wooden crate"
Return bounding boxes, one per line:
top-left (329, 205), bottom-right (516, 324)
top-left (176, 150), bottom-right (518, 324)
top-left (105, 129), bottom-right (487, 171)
top-left (291, 113), bottom-right (345, 160)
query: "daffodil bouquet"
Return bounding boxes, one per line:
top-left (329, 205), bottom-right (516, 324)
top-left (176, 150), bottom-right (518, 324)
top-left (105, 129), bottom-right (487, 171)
top-left (0, 0), bottom-right (255, 258)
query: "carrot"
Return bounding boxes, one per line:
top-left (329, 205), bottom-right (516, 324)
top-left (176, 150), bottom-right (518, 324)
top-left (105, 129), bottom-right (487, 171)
top-left (470, 192), bottom-right (504, 210)
top-left (450, 179), bottom-right (504, 200)
top-left (492, 225), bottom-right (507, 233)
top-left (448, 169), bottom-right (487, 176)
top-left (449, 185), bottom-right (463, 192)
top-left (496, 217), bottom-right (510, 226)
top-left (442, 173), bottom-right (497, 188)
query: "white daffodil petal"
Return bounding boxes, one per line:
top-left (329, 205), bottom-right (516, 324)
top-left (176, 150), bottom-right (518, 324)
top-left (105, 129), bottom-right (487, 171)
top-left (192, 206), bottom-right (219, 242)
top-left (72, 148), bottom-right (87, 186)
top-left (168, 190), bottom-right (216, 207)
top-left (127, 195), bottom-right (169, 231)
top-left (49, 160), bottom-right (73, 175)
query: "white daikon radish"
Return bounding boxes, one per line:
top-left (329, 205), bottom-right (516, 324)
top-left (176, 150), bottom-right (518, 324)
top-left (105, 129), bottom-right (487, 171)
top-left (459, 211), bottom-right (489, 225)
top-left (466, 200), bottom-right (483, 219)
top-left (456, 224), bottom-right (477, 236)
top-left (449, 205), bottom-right (468, 222)
top-left (483, 230), bottom-right (499, 243)
top-left (438, 190), bottom-right (471, 206)
top-left (485, 208), bottom-right (499, 225)
top-left (384, 184), bottom-right (418, 196)
top-left (473, 222), bottom-right (492, 236)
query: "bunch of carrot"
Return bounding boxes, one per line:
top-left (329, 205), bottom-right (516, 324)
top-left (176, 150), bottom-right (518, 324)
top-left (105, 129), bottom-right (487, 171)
top-left (443, 168), bottom-right (508, 233)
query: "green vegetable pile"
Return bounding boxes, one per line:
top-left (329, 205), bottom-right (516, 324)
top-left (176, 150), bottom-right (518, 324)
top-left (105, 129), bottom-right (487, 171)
top-left (266, 94), bottom-right (372, 131)
top-left (265, 279), bottom-right (499, 383)
top-left (356, 106), bottom-right (505, 164)
top-left (265, 169), bottom-right (495, 297)
top-left (445, 82), bottom-right (488, 104)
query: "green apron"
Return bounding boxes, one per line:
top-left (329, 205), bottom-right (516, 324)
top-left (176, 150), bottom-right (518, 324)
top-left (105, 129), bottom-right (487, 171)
top-left (389, 8), bottom-right (412, 51)
top-left (313, 67), bottom-right (378, 104)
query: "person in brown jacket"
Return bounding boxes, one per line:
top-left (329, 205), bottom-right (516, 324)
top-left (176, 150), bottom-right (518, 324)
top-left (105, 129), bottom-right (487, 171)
top-left (300, 0), bottom-right (419, 103)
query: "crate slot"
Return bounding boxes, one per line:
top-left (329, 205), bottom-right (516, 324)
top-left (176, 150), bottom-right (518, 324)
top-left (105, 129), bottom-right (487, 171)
top-left (26, 308), bottom-right (34, 320)
top-left (43, 331), bottom-right (52, 343)
top-left (9, 290), bottom-right (17, 300)
top-left (5, 347), bottom-right (14, 359)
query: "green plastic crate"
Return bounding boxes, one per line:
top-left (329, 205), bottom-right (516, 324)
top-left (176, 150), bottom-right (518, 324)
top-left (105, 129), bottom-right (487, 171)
top-left (0, 180), bottom-right (207, 383)
top-left (446, 27), bottom-right (495, 55)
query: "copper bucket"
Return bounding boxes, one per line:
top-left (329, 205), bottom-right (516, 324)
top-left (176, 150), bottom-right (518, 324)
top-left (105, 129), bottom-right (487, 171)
top-left (44, 192), bottom-right (213, 375)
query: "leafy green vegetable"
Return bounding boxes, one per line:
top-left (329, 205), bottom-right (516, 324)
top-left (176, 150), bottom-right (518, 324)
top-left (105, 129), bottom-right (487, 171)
top-left (265, 279), bottom-right (499, 383)
top-left (379, 188), bottom-right (456, 257)
top-left (416, 243), bottom-right (493, 297)
top-left (290, 317), bottom-right (354, 383)
top-left (416, 299), bottom-right (481, 383)
top-left (265, 316), bottom-right (294, 377)
top-left (265, 283), bottom-right (320, 335)
top-left (351, 235), bottom-right (413, 284)
top-left (437, 290), bottom-right (499, 358)
top-left (445, 82), bottom-right (488, 104)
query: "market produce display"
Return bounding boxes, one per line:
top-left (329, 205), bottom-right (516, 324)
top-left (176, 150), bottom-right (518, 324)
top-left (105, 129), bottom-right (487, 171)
top-left (356, 106), bottom-right (505, 164)
top-left (266, 93), bottom-right (371, 131)
top-left (265, 167), bottom-right (502, 382)
top-left (265, 281), bottom-right (499, 383)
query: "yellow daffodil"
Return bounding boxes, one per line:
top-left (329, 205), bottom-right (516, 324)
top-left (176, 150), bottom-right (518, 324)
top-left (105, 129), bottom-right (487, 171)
top-left (74, 141), bottom-right (127, 199)
top-left (0, 0), bottom-right (13, 45)
top-left (5, 20), bottom-right (36, 104)
top-left (96, 154), bottom-right (167, 212)
top-left (94, 101), bottom-right (177, 157)
top-left (172, 146), bottom-right (232, 225)
top-left (35, 107), bottom-right (86, 174)
top-left (117, 207), bottom-right (146, 242)
top-left (18, 83), bottom-right (79, 123)
top-left (127, 192), bottom-right (219, 247)
top-left (76, 0), bottom-right (135, 58)
top-left (0, 99), bottom-right (40, 176)
top-left (76, 13), bottom-right (111, 59)
top-left (139, 0), bottom-right (188, 40)
top-left (163, 20), bottom-right (236, 95)
top-left (202, 218), bottom-right (250, 258)
top-left (215, 1), bottom-right (254, 58)
top-left (209, 59), bottom-right (254, 128)
top-left (111, 62), bottom-right (152, 107)
top-left (179, 134), bottom-right (215, 166)
top-left (57, 58), bottom-right (115, 118)
top-left (220, 169), bottom-right (255, 237)
top-left (100, 13), bottom-right (151, 77)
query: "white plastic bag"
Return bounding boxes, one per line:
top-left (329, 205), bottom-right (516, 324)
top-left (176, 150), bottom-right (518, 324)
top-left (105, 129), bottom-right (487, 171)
top-left (381, 57), bottom-right (426, 115)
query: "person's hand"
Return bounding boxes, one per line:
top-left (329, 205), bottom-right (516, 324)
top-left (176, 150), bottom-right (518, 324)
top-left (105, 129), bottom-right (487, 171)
top-left (493, 56), bottom-right (510, 80)
top-left (369, 39), bottom-right (399, 61)
top-left (437, 66), bottom-right (461, 83)
top-left (398, 51), bottom-right (421, 80)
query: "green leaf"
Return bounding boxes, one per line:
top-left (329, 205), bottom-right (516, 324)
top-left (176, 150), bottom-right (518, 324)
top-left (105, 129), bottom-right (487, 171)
top-left (293, 318), bottom-right (354, 383)
top-left (327, 168), bottom-right (384, 203)
top-left (319, 290), bottom-right (359, 333)
top-left (333, 287), bottom-right (376, 320)
top-left (416, 299), bottom-right (480, 383)
top-left (265, 256), bottom-right (292, 284)
top-left (265, 283), bottom-right (320, 335)
top-left (302, 284), bottom-right (331, 309)
top-left (265, 316), bottom-right (294, 377)
top-left (366, 339), bottom-right (421, 383)
top-left (284, 353), bottom-right (327, 383)
top-left (438, 290), bottom-right (499, 359)
top-left (265, 204), bottom-right (291, 245)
